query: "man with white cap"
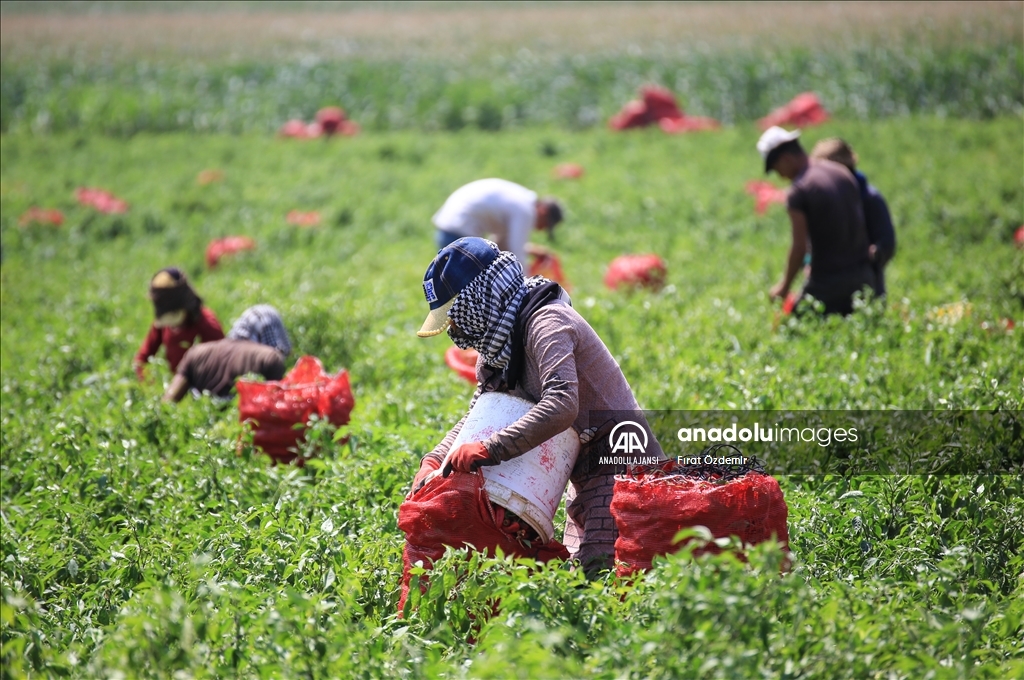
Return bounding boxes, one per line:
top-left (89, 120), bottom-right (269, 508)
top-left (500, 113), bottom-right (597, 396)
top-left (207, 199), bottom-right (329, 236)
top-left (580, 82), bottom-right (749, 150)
top-left (412, 237), bottom-right (664, 576)
top-left (757, 126), bottom-right (877, 315)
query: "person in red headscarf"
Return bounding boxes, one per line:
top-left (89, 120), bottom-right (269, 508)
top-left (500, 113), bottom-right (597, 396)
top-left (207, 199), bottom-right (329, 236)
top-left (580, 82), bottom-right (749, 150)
top-left (133, 267), bottom-right (224, 379)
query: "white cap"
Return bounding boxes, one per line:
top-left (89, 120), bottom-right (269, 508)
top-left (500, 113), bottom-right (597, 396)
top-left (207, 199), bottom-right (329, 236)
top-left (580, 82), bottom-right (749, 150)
top-left (757, 126), bottom-right (802, 171)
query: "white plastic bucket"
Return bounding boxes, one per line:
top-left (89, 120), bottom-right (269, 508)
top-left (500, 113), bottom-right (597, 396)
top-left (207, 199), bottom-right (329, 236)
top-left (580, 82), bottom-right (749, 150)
top-left (432, 392), bottom-right (580, 544)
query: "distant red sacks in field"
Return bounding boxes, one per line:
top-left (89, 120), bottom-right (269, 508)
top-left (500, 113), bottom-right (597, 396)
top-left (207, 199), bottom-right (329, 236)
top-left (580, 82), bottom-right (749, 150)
top-left (528, 251), bottom-right (571, 290)
top-left (608, 99), bottom-right (650, 130)
top-left (1015, 225), bottom-right (1024, 247)
top-left (745, 180), bottom-right (788, 214)
top-left (286, 210), bottom-right (322, 227)
top-left (206, 236), bottom-right (256, 269)
top-left (315, 107), bottom-right (359, 136)
top-left (279, 119), bottom-right (309, 138)
top-left (75, 187), bottom-right (129, 214)
top-left (758, 92), bottom-right (829, 130)
top-left (641, 85), bottom-right (683, 121)
top-left (197, 169), bottom-right (224, 185)
top-left (609, 85), bottom-right (720, 132)
top-left (19, 207), bottom-right (64, 227)
top-left (659, 116), bottom-right (721, 133)
top-left (445, 346), bottom-right (479, 384)
top-left (604, 254), bottom-right (667, 291)
top-left (552, 163), bottom-right (585, 179)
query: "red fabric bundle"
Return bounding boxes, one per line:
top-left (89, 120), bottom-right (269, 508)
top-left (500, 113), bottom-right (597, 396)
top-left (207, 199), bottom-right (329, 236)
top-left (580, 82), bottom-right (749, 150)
top-left (641, 85), bottom-right (683, 121)
top-left (611, 469), bottom-right (789, 576)
top-left (205, 236), bottom-right (256, 269)
top-left (445, 346), bottom-right (479, 384)
top-left (604, 254), bottom-right (667, 291)
top-left (552, 163), bottom-right (585, 179)
top-left (75, 187), bottom-right (129, 214)
top-left (279, 119), bottom-right (308, 138)
top-left (237, 356), bottom-right (354, 465)
top-left (528, 251), bottom-right (571, 290)
top-left (279, 108), bottom-right (360, 138)
top-left (19, 207), bottom-right (64, 227)
top-left (397, 471), bottom-right (569, 613)
top-left (609, 85), bottom-right (720, 132)
top-left (1015, 225), bottom-right (1024, 248)
top-left (758, 92), bottom-right (830, 130)
top-left (744, 180), bottom-right (788, 215)
top-left (659, 116), bottom-right (721, 133)
top-left (608, 99), bottom-right (651, 130)
top-left (286, 210), bottom-right (322, 227)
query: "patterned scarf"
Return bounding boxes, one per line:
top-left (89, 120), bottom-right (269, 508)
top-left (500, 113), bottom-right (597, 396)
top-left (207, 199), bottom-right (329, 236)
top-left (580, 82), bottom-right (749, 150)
top-left (228, 304), bottom-right (292, 356)
top-left (447, 250), bottom-right (547, 370)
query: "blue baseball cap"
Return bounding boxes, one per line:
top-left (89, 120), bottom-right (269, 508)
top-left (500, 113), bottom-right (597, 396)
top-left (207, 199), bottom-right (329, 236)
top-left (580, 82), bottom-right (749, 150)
top-left (417, 237), bottom-right (498, 337)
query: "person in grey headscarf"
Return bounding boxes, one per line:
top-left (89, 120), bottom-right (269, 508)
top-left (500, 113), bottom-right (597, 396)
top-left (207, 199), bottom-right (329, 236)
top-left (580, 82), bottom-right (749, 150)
top-left (163, 305), bottom-right (291, 402)
top-left (412, 237), bottom-right (665, 576)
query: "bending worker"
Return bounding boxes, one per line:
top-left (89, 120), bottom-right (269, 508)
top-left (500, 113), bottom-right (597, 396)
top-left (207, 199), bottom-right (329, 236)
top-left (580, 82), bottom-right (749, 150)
top-left (432, 178), bottom-right (563, 263)
top-left (134, 267), bottom-right (224, 379)
top-left (412, 237), bottom-right (664, 575)
top-left (163, 305), bottom-right (292, 402)
top-left (758, 126), bottom-right (877, 315)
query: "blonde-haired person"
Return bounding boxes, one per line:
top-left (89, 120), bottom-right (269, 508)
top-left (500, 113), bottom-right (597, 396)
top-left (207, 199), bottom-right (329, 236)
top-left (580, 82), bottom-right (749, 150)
top-left (134, 267), bottom-right (224, 379)
top-left (810, 138), bottom-right (896, 296)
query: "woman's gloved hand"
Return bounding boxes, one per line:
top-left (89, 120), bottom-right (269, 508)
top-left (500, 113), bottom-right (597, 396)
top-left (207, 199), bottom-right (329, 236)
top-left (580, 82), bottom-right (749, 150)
top-left (411, 457), bottom-right (441, 493)
top-left (442, 441), bottom-right (495, 477)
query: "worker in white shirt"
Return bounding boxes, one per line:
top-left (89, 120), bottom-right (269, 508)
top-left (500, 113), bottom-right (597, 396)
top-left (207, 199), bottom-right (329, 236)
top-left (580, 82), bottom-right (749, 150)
top-left (432, 178), bottom-right (563, 263)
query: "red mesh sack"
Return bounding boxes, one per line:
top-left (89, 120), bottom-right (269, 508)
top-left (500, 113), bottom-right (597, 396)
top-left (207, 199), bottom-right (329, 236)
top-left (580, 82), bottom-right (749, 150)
top-left (19, 207), bottom-right (65, 227)
top-left (744, 180), bottom-right (788, 215)
top-left (397, 471), bottom-right (569, 614)
top-left (528, 251), bottom-right (571, 290)
top-left (608, 100), bottom-right (651, 130)
top-left (604, 254), bottom-right (667, 291)
top-left (206, 236), bottom-right (256, 269)
top-left (552, 163), bottom-right (584, 179)
top-left (659, 116), bottom-right (721, 133)
top-left (612, 467), bottom-right (789, 576)
top-left (641, 85), bottom-right (683, 121)
top-left (445, 347), bottom-right (479, 384)
top-left (75, 187), bottom-right (129, 214)
top-left (237, 356), bottom-right (354, 465)
top-left (758, 92), bottom-right (830, 130)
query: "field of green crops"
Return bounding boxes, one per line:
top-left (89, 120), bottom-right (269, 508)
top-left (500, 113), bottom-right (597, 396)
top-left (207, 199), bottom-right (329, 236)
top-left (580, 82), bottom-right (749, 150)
top-left (2, 3), bottom-right (1024, 679)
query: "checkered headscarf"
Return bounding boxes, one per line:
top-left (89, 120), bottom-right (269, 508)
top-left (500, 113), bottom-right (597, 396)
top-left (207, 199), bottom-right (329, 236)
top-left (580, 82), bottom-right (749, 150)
top-left (447, 249), bottom-right (546, 370)
top-left (228, 305), bottom-right (292, 356)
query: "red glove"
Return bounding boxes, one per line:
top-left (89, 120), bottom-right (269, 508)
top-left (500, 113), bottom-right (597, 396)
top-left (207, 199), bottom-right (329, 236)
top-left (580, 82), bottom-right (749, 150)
top-left (411, 457), bottom-right (441, 493)
top-left (442, 441), bottom-right (494, 477)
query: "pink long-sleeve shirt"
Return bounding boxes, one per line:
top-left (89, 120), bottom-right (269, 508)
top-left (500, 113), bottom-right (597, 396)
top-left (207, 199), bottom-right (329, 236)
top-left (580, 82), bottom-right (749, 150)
top-left (424, 301), bottom-right (664, 566)
top-left (134, 306), bottom-right (224, 374)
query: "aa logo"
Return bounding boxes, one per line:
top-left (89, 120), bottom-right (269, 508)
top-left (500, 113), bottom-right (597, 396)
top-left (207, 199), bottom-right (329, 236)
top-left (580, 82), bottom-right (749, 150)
top-left (608, 421), bottom-right (648, 455)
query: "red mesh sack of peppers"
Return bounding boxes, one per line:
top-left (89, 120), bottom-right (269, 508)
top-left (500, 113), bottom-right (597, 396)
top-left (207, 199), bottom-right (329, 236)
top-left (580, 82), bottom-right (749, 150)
top-left (397, 470), bottom-right (569, 615)
top-left (237, 355), bottom-right (354, 465)
top-left (611, 447), bottom-right (789, 576)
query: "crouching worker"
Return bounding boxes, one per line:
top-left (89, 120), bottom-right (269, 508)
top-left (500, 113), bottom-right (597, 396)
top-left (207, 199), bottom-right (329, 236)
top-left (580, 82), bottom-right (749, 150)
top-left (412, 237), bottom-right (664, 576)
top-left (134, 267), bottom-right (224, 379)
top-left (163, 305), bottom-right (292, 402)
